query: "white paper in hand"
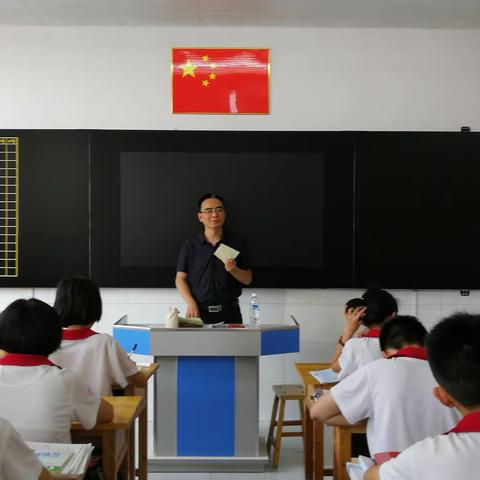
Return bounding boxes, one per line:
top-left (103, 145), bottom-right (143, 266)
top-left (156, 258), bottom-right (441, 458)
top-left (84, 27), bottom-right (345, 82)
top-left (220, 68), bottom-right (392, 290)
top-left (214, 243), bottom-right (240, 264)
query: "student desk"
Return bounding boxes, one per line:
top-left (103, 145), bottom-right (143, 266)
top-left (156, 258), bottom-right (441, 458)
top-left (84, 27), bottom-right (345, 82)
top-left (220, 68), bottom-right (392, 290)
top-left (333, 423), bottom-right (367, 480)
top-left (296, 363), bottom-right (367, 480)
top-left (121, 362), bottom-right (159, 480)
top-left (71, 396), bottom-right (145, 480)
top-left (113, 317), bottom-right (300, 473)
top-left (295, 362), bottom-right (336, 480)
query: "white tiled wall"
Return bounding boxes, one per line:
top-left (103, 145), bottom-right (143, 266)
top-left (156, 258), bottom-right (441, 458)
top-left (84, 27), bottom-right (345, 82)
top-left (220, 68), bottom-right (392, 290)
top-left (8, 286), bottom-right (480, 464)
top-left (12, 286), bottom-right (480, 421)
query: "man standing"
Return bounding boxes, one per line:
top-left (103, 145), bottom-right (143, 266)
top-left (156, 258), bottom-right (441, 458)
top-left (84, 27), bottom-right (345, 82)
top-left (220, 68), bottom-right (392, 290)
top-left (175, 193), bottom-right (252, 324)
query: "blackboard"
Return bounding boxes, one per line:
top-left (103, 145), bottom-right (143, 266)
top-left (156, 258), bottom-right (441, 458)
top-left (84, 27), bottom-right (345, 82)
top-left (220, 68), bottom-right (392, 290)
top-left (92, 131), bottom-right (353, 287)
top-left (2, 129), bottom-right (480, 289)
top-left (355, 132), bottom-right (480, 288)
top-left (0, 130), bottom-right (89, 287)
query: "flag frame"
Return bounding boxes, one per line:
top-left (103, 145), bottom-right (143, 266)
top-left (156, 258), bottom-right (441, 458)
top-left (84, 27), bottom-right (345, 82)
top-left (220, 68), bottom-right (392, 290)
top-left (171, 47), bottom-right (270, 115)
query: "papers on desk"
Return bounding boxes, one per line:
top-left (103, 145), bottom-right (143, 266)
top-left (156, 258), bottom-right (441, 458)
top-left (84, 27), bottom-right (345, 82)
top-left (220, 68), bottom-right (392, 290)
top-left (27, 442), bottom-right (94, 477)
top-left (309, 368), bottom-right (339, 384)
top-left (346, 456), bottom-right (375, 480)
top-left (213, 243), bottom-right (239, 263)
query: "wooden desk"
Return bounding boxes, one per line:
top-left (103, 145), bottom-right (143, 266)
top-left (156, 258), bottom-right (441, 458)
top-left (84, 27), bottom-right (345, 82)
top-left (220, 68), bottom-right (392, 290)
top-left (71, 396), bottom-right (145, 480)
top-left (333, 423), bottom-right (367, 480)
top-left (295, 362), bottom-right (336, 480)
top-left (122, 362), bottom-right (159, 480)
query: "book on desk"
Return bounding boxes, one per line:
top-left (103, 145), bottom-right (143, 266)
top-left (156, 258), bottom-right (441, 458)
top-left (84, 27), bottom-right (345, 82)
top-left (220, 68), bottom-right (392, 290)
top-left (27, 441), bottom-right (93, 478)
top-left (346, 455), bottom-right (375, 480)
top-left (309, 367), bottom-right (339, 384)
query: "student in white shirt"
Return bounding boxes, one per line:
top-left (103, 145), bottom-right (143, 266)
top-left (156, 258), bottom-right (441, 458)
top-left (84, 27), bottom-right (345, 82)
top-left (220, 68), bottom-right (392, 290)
top-left (312, 315), bottom-right (459, 460)
top-left (331, 286), bottom-right (398, 380)
top-left (0, 417), bottom-right (51, 480)
top-left (0, 298), bottom-right (113, 443)
top-left (365, 312), bottom-right (480, 480)
top-left (49, 276), bottom-right (147, 396)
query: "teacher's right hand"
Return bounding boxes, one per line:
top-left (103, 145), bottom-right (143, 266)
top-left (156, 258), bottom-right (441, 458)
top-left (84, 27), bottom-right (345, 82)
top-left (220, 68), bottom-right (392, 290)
top-left (186, 301), bottom-right (200, 318)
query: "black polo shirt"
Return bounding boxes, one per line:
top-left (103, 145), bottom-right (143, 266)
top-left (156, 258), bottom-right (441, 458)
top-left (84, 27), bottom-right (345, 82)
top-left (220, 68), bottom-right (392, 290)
top-left (176, 230), bottom-right (250, 305)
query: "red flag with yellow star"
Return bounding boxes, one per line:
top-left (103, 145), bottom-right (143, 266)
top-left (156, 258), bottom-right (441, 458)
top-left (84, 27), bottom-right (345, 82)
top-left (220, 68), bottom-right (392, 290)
top-left (172, 48), bottom-right (269, 114)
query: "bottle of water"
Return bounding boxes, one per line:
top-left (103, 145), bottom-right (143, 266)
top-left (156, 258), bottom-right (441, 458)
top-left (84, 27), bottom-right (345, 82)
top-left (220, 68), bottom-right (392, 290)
top-left (250, 293), bottom-right (260, 326)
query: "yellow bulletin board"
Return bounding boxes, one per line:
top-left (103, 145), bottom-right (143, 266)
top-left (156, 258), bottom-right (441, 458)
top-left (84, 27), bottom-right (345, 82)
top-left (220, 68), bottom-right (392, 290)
top-left (0, 138), bottom-right (18, 277)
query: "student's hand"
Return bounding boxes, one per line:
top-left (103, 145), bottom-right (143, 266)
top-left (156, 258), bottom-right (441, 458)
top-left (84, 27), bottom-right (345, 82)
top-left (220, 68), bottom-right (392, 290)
top-left (342, 305), bottom-right (367, 337)
top-left (186, 301), bottom-right (200, 318)
top-left (224, 258), bottom-right (237, 272)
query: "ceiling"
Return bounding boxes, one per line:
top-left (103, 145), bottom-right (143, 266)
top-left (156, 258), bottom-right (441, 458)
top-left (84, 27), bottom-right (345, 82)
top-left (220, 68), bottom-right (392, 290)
top-left (1, 0), bottom-right (480, 29)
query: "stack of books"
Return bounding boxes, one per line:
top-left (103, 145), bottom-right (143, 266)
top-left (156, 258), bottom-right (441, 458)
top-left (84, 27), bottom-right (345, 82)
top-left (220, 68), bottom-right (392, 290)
top-left (26, 442), bottom-right (94, 478)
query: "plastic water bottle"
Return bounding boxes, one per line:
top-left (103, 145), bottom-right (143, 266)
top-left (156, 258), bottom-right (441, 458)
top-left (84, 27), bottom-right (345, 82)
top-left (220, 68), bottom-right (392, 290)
top-left (250, 293), bottom-right (260, 326)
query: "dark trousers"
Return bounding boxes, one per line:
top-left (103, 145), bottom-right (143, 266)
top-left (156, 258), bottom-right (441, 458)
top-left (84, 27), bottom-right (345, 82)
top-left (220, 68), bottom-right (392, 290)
top-left (199, 304), bottom-right (243, 324)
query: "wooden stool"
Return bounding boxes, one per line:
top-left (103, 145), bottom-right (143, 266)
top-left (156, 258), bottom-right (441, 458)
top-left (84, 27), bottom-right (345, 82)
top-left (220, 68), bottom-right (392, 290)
top-left (266, 384), bottom-right (305, 468)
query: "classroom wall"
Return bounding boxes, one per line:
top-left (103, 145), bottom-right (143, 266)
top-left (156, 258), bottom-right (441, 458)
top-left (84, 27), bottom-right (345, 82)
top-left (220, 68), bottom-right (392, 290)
top-left (2, 24), bottom-right (480, 458)
top-left (1, 26), bottom-right (480, 131)
top-left (4, 287), bottom-right (480, 415)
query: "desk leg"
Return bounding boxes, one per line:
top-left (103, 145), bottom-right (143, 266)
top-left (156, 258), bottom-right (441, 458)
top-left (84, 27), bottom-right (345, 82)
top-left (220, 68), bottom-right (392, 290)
top-left (138, 396), bottom-right (148, 480)
top-left (128, 423), bottom-right (135, 480)
top-left (333, 427), bottom-right (351, 480)
top-left (304, 404), bottom-right (313, 480)
top-left (313, 419), bottom-right (324, 480)
top-left (102, 431), bottom-right (116, 480)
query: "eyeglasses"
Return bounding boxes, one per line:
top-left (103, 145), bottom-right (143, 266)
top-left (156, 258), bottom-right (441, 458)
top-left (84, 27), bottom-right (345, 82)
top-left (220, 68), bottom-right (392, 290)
top-left (200, 206), bottom-right (225, 215)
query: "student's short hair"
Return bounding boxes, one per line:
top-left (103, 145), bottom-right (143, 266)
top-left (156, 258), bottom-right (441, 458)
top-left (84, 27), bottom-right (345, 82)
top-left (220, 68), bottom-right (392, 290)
top-left (361, 285), bottom-right (398, 327)
top-left (0, 298), bottom-right (61, 356)
top-left (198, 193), bottom-right (225, 211)
top-left (427, 312), bottom-right (480, 408)
top-left (54, 276), bottom-right (102, 327)
top-left (379, 315), bottom-right (427, 351)
top-left (345, 297), bottom-right (366, 310)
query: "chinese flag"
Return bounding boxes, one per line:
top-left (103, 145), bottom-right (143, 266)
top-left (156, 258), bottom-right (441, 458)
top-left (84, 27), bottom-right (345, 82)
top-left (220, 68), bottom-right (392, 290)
top-left (172, 48), bottom-right (269, 114)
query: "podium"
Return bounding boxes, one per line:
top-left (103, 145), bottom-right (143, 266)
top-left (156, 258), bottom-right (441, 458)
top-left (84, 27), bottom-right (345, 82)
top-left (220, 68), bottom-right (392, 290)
top-left (113, 317), bottom-right (299, 472)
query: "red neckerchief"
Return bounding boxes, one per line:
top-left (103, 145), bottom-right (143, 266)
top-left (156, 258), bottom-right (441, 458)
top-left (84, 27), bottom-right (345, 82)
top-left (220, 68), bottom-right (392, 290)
top-left (0, 353), bottom-right (56, 367)
top-left (388, 346), bottom-right (428, 361)
top-left (360, 327), bottom-right (381, 338)
top-left (448, 412), bottom-right (480, 434)
top-left (62, 327), bottom-right (98, 340)
top-left (374, 452), bottom-right (400, 464)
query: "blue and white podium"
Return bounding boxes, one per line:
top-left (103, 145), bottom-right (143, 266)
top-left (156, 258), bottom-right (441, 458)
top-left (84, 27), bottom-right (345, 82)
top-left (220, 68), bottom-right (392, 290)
top-left (113, 318), bottom-right (299, 472)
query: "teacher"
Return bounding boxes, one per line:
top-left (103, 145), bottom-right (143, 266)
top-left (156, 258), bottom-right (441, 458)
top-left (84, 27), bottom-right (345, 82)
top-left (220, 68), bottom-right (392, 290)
top-left (175, 193), bottom-right (252, 324)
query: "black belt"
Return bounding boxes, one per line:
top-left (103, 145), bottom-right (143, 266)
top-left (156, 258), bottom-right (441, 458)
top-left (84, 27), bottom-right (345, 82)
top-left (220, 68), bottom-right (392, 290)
top-left (198, 301), bottom-right (239, 313)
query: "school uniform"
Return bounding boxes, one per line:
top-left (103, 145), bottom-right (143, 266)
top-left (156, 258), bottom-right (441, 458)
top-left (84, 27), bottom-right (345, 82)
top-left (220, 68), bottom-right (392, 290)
top-left (49, 328), bottom-right (139, 396)
top-left (331, 347), bottom-right (461, 459)
top-left (0, 354), bottom-right (100, 443)
top-left (338, 328), bottom-right (383, 380)
top-left (379, 412), bottom-right (480, 480)
top-left (0, 417), bottom-right (43, 480)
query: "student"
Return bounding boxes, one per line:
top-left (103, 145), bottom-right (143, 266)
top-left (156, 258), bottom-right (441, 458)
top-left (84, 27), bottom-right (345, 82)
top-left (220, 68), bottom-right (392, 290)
top-left (365, 312), bottom-right (480, 480)
top-left (312, 315), bottom-right (460, 461)
top-left (331, 286), bottom-right (398, 380)
top-left (0, 417), bottom-right (52, 480)
top-left (0, 298), bottom-right (112, 443)
top-left (49, 276), bottom-right (147, 396)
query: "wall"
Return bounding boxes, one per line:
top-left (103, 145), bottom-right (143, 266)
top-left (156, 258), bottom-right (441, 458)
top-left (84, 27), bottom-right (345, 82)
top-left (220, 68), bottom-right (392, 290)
top-left (1, 26), bottom-right (480, 131)
top-left (2, 24), bottom-right (480, 460)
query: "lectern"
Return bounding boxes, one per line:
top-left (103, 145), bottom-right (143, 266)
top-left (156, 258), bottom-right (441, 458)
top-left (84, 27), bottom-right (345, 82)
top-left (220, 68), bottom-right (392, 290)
top-left (113, 317), bottom-right (299, 472)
